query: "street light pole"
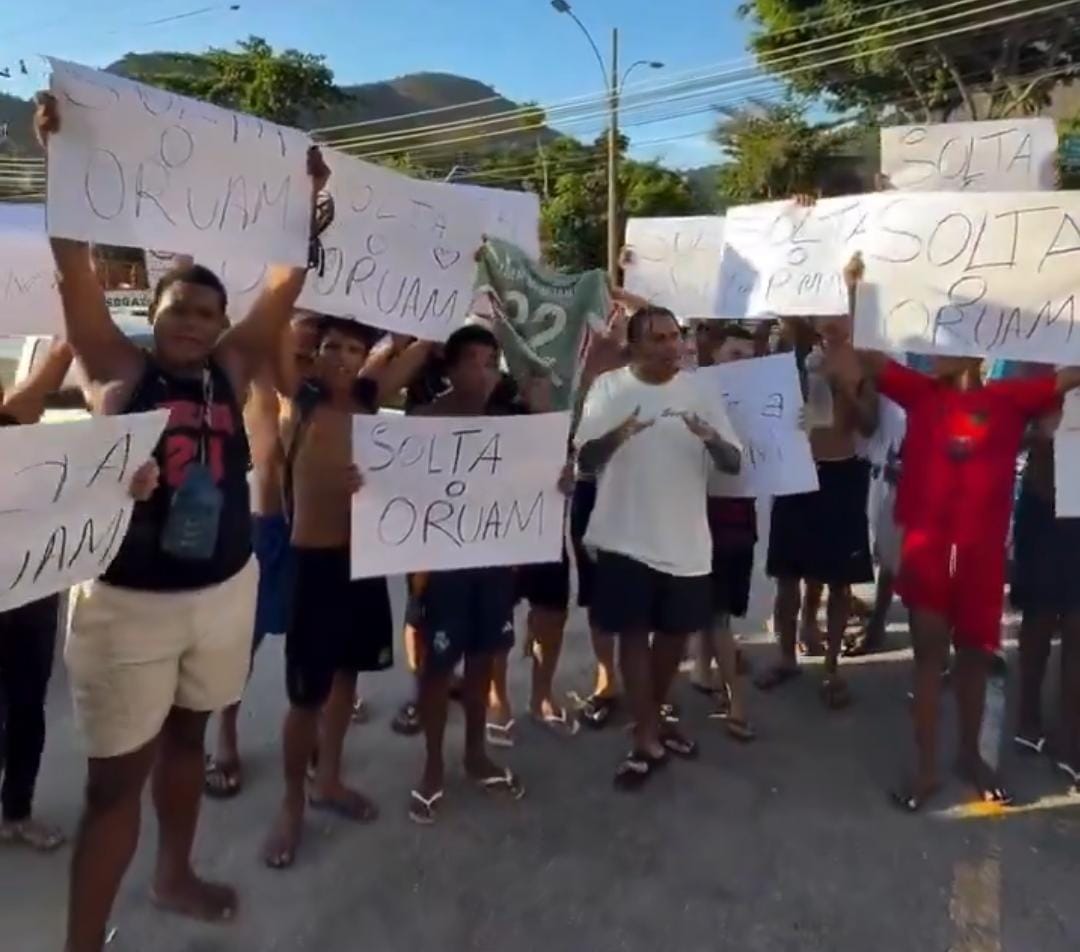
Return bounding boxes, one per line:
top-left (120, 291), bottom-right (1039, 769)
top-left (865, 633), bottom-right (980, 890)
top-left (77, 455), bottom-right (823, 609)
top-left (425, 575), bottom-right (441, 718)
top-left (607, 27), bottom-right (619, 279)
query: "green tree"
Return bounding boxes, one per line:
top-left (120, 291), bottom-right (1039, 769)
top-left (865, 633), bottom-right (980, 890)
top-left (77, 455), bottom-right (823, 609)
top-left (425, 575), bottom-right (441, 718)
top-left (713, 100), bottom-right (854, 201)
top-left (739, 1), bottom-right (1080, 121)
top-left (128, 36), bottom-right (346, 125)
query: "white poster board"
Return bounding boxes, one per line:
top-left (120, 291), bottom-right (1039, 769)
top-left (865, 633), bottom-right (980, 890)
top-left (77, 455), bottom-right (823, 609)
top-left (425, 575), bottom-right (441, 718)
top-left (718, 197), bottom-right (862, 318)
top-left (0, 410), bottom-right (167, 611)
top-left (46, 58), bottom-right (312, 266)
top-left (695, 353), bottom-right (817, 497)
top-left (351, 411), bottom-right (570, 576)
top-left (881, 119), bottom-right (1058, 193)
top-left (297, 149), bottom-right (488, 340)
top-left (1055, 390), bottom-right (1080, 517)
top-left (453, 183), bottom-right (541, 260)
top-left (853, 191), bottom-right (1080, 362)
top-left (0, 203), bottom-right (63, 336)
top-left (624, 216), bottom-right (725, 318)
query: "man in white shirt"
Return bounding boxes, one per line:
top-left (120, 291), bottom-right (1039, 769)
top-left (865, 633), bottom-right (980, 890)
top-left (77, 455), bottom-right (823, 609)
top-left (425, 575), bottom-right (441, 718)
top-left (574, 306), bottom-right (742, 790)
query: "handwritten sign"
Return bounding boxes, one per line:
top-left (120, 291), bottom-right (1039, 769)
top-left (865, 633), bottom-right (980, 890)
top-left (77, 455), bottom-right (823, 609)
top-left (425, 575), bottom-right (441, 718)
top-left (881, 119), bottom-right (1057, 192)
top-left (351, 411), bottom-right (570, 576)
top-left (718, 198), bottom-right (859, 318)
top-left (0, 202), bottom-right (63, 336)
top-left (297, 149), bottom-right (487, 340)
top-left (695, 354), bottom-right (816, 497)
top-left (852, 191), bottom-right (1080, 362)
top-left (453, 183), bottom-right (541, 260)
top-left (0, 410), bottom-right (167, 611)
top-left (1055, 391), bottom-right (1080, 517)
top-left (46, 58), bottom-right (312, 266)
top-left (624, 216), bottom-right (725, 318)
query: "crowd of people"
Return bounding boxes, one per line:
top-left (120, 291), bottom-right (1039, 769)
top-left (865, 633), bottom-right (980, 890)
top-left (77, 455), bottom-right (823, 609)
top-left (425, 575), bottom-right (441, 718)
top-left (0, 92), bottom-right (1079, 952)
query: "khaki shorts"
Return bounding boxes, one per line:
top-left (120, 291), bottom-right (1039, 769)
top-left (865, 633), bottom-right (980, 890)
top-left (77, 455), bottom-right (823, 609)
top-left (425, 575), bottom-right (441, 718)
top-left (65, 558), bottom-right (258, 759)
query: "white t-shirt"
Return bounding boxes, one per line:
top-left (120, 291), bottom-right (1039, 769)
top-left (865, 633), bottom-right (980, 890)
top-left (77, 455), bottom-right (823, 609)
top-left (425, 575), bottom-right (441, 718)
top-left (574, 367), bottom-right (742, 577)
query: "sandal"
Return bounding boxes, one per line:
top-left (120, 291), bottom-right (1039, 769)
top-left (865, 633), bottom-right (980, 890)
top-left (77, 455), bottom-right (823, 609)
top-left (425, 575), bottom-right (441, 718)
top-left (820, 677), bottom-right (852, 711)
top-left (1013, 732), bottom-right (1047, 755)
top-left (659, 727), bottom-right (699, 760)
top-left (203, 757), bottom-right (242, 799)
top-left (573, 692), bottom-right (619, 730)
top-left (0, 818), bottom-right (66, 852)
top-left (659, 703), bottom-right (680, 724)
top-left (706, 692), bottom-right (732, 721)
top-left (957, 761), bottom-right (1014, 807)
top-left (475, 767), bottom-right (526, 800)
top-left (890, 781), bottom-right (941, 814)
top-left (392, 702), bottom-right (422, 736)
top-left (533, 707), bottom-right (581, 737)
top-left (614, 749), bottom-right (667, 792)
top-left (754, 664), bottom-right (801, 692)
top-left (408, 789), bottom-right (444, 825)
top-left (485, 719), bottom-right (516, 748)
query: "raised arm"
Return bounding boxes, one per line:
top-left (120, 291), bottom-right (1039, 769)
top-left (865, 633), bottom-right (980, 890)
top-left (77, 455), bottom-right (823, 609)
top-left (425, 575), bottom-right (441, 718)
top-left (362, 338), bottom-right (436, 407)
top-left (215, 147), bottom-right (332, 392)
top-left (36, 93), bottom-right (143, 386)
top-left (0, 339), bottom-right (74, 424)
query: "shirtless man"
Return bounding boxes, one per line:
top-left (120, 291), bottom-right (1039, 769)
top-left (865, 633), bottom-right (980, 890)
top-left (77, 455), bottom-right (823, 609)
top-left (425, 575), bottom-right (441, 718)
top-left (263, 316), bottom-right (429, 867)
top-left (756, 295), bottom-right (879, 709)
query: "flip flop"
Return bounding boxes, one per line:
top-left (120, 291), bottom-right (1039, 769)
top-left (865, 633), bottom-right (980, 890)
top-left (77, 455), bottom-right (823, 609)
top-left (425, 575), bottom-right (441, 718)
top-left (475, 768), bottom-right (526, 800)
top-left (571, 692), bottom-right (619, 730)
top-left (533, 707), bottom-right (581, 737)
top-left (307, 790), bottom-right (379, 823)
top-left (391, 702), bottom-right (422, 736)
top-left (1014, 733), bottom-right (1047, 755)
top-left (659, 727), bottom-right (699, 760)
top-left (0, 818), bottom-right (66, 852)
top-left (485, 719), bottom-right (516, 748)
top-left (203, 757), bottom-right (242, 799)
top-left (754, 665), bottom-right (801, 692)
top-left (1054, 759), bottom-right (1080, 789)
top-left (408, 789), bottom-right (444, 826)
top-left (659, 703), bottom-right (680, 724)
top-left (613, 749), bottom-right (667, 792)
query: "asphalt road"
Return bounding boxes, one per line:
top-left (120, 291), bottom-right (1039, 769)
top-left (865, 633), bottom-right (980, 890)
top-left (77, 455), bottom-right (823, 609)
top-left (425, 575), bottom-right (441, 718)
top-left (3, 568), bottom-right (1079, 952)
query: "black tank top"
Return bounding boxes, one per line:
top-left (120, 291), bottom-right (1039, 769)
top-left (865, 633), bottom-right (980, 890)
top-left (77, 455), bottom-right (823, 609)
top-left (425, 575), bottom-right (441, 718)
top-left (102, 357), bottom-right (253, 591)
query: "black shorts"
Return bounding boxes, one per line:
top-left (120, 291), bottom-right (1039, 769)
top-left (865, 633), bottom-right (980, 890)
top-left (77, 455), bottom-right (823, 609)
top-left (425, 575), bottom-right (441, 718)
top-left (590, 550), bottom-right (711, 637)
top-left (285, 547), bottom-right (393, 709)
top-left (416, 567), bottom-right (516, 673)
top-left (766, 458), bottom-right (874, 586)
top-left (1011, 489), bottom-right (1080, 614)
top-left (569, 479), bottom-right (597, 608)
top-left (712, 545), bottom-right (754, 619)
top-left (517, 550), bottom-right (571, 612)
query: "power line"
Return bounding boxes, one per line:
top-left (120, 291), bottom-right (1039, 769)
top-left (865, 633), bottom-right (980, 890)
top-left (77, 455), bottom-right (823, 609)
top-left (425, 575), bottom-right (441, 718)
top-left (308, 0), bottom-right (994, 137)
top-left (316, 0), bottom-right (1027, 151)
top-left (328, 0), bottom-right (1078, 159)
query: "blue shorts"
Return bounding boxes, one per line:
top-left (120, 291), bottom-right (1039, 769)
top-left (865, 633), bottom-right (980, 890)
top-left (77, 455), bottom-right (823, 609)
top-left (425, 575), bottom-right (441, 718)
top-left (252, 513), bottom-right (294, 651)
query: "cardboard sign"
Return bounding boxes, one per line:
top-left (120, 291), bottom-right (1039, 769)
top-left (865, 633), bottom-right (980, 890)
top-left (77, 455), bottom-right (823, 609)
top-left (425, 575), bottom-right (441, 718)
top-left (0, 410), bottom-right (167, 611)
top-left (46, 58), bottom-right (312, 266)
top-left (454, 183), bottom-right (541, 260)
top-left (297, 149), bottom-right (488, 340)
top-left (881, 119), bottom-right (1058, 192)
top-left (350, 411), bottom-right (570, 576)
top-left (0, 203), bottom-right (63, 336)
top-left (695, 354), bottom-right (817, 497)
top-left (718, 198), bottom-right (859, 318)
top-left (853, 191), bottom-right (1080, 362)
top-left (624, 216), bottom-right (725, 318)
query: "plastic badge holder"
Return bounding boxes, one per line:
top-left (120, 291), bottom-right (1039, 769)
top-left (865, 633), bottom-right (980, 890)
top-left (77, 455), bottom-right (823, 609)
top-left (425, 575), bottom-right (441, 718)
top-left (161, 461), bottom-right (223, 561)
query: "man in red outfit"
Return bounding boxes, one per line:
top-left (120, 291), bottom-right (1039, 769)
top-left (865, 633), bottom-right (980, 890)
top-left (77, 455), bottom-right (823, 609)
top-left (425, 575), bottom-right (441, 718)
top-left (833, 261), bottom-right (1080, 811)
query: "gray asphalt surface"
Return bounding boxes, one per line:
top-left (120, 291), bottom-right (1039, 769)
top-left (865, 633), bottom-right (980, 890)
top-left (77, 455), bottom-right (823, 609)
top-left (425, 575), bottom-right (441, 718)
top-left (3, 578), bottom-right (1079, 952)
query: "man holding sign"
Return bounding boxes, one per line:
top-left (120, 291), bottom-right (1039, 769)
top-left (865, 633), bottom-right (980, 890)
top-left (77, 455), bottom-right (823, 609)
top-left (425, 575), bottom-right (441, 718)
top-left (575, 306), bottom-right (742, 790)
top-left (36, 92), bottom-right (330, 949)
top-left (841, 257), bottom-right (1080, 812)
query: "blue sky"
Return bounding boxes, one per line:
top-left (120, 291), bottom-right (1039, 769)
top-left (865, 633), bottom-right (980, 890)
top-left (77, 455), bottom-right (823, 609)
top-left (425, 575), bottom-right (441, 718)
top-left (0, 0), bottom-right (758, 168)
